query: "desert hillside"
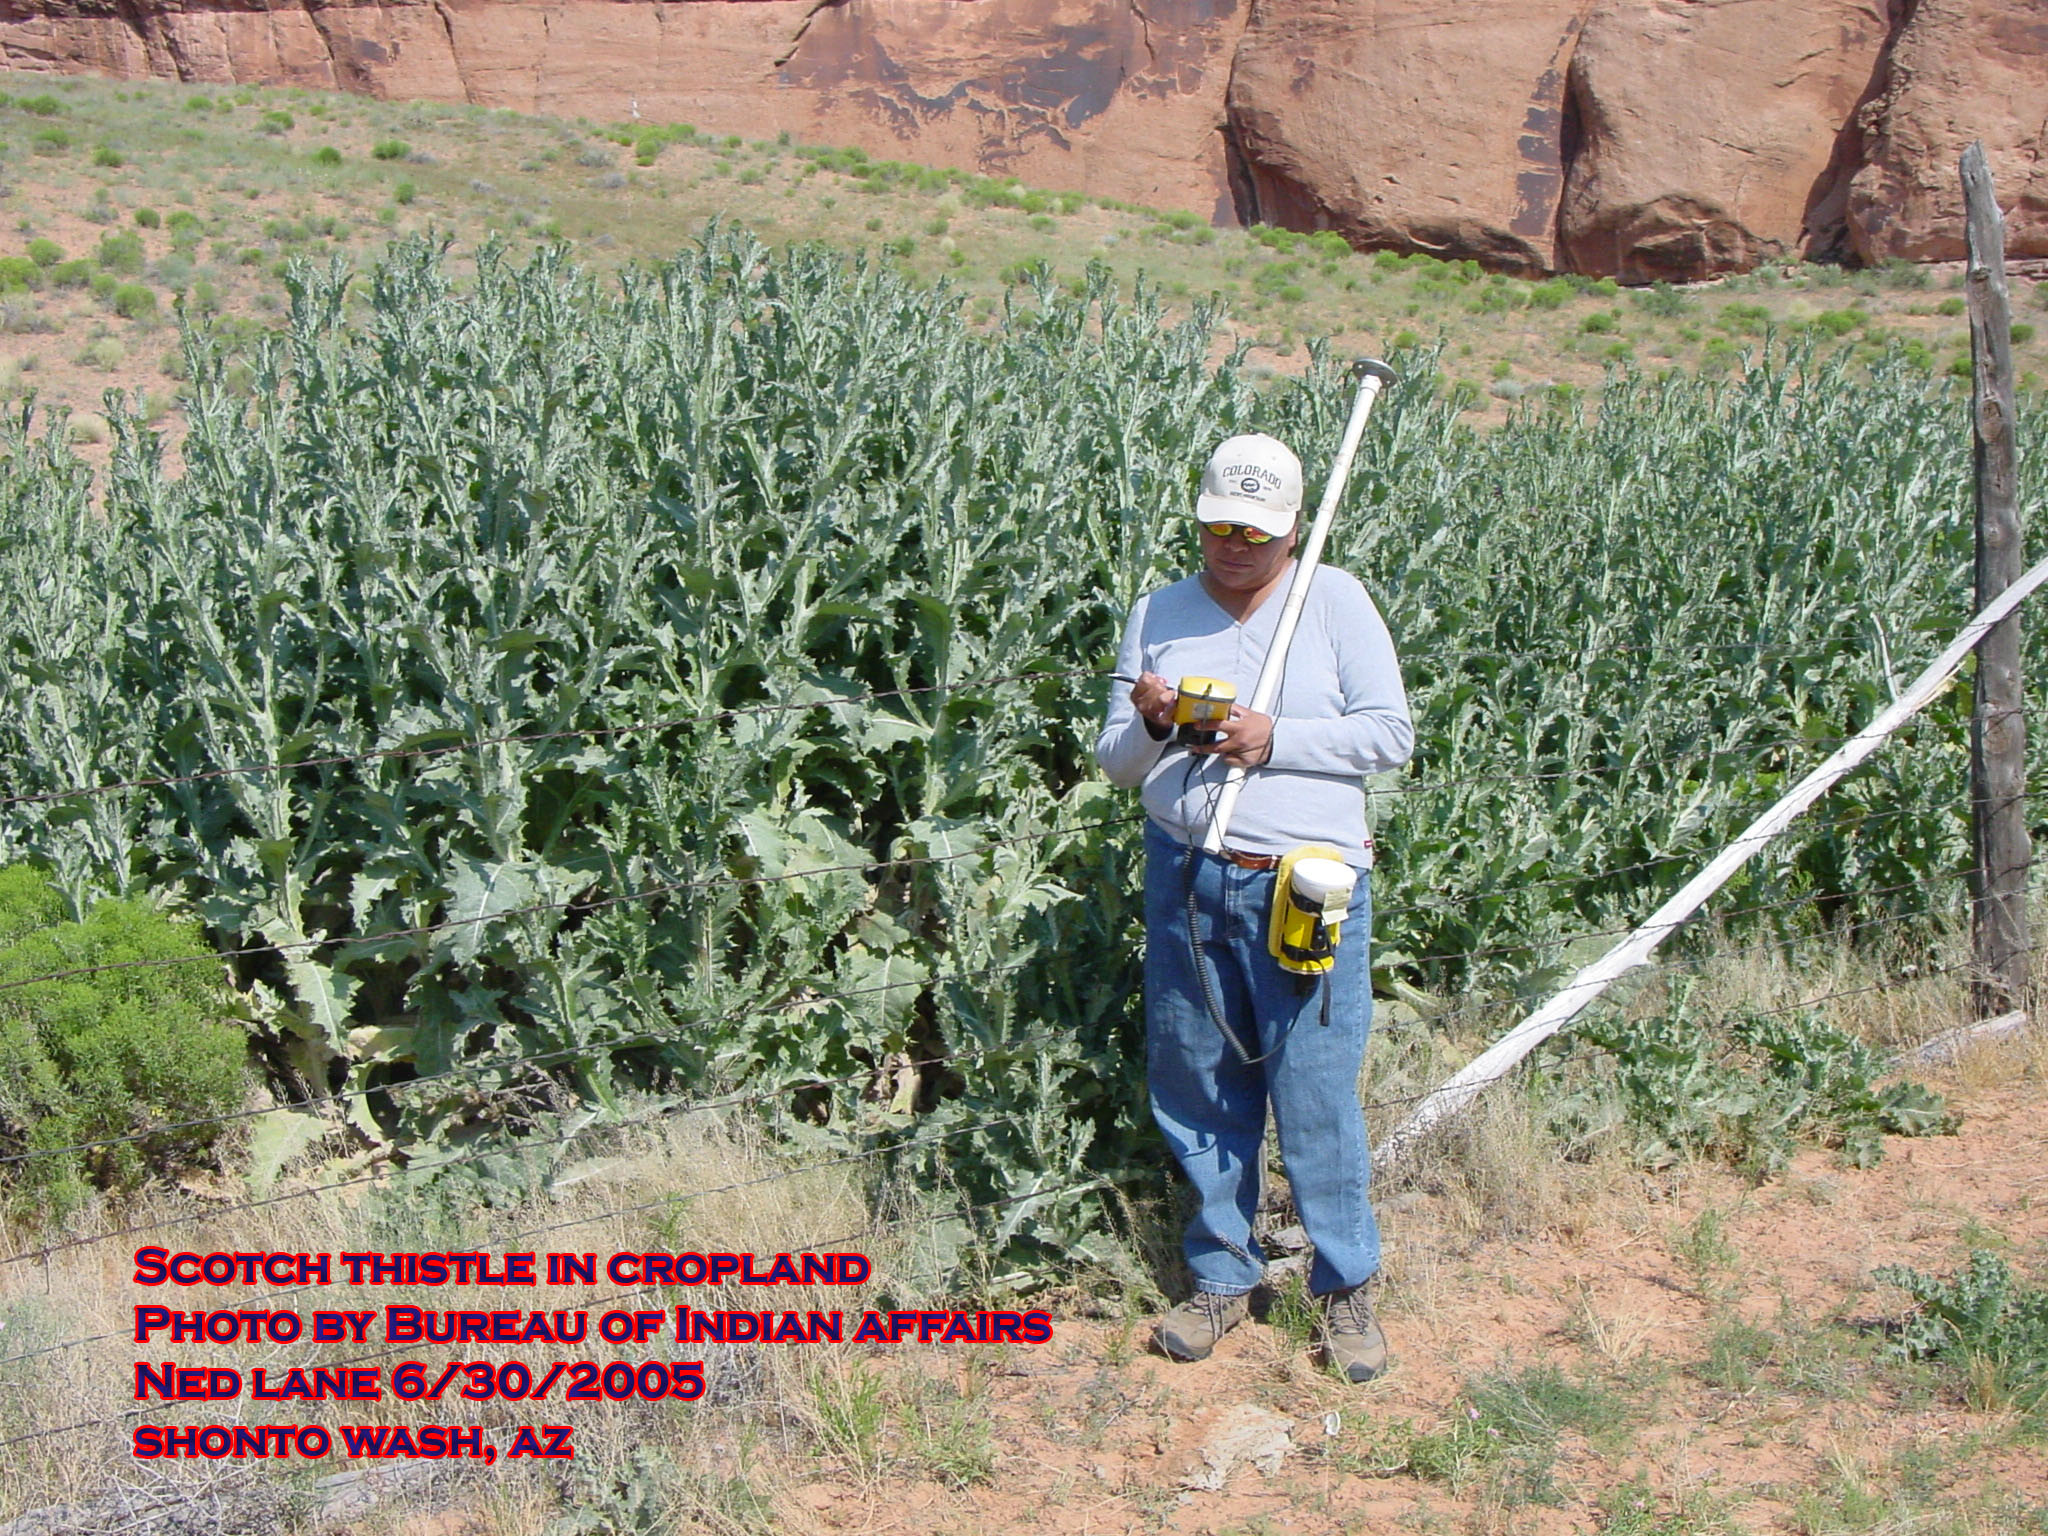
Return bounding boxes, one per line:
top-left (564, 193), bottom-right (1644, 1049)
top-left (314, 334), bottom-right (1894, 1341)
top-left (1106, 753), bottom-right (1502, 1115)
top-left (0, 0), bottom-right (2043, 278)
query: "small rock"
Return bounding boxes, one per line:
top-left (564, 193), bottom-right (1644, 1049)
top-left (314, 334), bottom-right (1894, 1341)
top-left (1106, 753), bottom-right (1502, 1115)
top-left (1179, 1404), bottom-right (1294, 1492)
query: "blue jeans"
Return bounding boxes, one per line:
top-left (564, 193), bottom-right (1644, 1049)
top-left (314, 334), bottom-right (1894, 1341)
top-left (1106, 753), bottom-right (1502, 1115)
top-left (1143, 820), bottom-right (1381, 1298)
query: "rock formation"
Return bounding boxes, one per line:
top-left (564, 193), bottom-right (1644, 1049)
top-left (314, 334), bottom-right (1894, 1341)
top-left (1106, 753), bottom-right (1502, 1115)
top-left (1225, 0), bottom-right (1590, 275)
top-left (1555, 0), bottom-right (1894, 282)
top-left (1844, 0), bottom-right (2048, 265)
top-left (0, 0), bottom-right (2041, 279)
top-left (0, 0), bottom-right (1251, 213)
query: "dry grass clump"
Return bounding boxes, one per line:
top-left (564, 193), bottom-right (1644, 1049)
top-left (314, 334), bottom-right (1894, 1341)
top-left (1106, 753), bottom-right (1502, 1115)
top-left (1363, 895), bottom-right (2008, 1264)
top-left (0, 1104), bottom-right (894, 1529)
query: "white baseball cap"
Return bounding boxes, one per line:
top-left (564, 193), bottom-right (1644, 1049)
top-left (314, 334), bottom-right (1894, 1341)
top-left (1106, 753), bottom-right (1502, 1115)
top-left (1195, 433), bottom-right (1303, 538)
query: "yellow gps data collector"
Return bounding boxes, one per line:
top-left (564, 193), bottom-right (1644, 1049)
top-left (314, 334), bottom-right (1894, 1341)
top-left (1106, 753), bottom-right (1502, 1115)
top-left (1172, 676), bottom-right (1236, 745)
top-left (1267, 845), bottom-right (1357, 976)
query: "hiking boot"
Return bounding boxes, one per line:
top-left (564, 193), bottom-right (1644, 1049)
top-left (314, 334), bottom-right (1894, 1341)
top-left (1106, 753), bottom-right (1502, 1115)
top-left (1154, 1290), bottom-right (1251, 1362)
top-left (1321, 1283), bottom-right (1388, 1383)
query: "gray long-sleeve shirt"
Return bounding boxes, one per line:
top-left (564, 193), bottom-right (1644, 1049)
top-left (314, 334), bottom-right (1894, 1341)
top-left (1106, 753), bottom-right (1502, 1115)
top-left (1094, 564), bottom-right (1413, 869)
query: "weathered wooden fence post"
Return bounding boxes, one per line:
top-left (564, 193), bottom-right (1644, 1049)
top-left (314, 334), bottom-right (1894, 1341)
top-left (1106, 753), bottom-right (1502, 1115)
top-left (1963, 140), bottom-right (2029, 1017)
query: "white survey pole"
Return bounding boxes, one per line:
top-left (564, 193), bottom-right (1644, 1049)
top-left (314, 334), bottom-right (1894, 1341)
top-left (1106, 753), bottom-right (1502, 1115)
top-left (1202, 359), bottom-right (1397, 853)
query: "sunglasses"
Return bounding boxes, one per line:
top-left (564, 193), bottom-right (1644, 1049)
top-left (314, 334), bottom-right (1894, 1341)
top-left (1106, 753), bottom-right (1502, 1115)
top-left (1201, 522), bottom-right (1276, 545)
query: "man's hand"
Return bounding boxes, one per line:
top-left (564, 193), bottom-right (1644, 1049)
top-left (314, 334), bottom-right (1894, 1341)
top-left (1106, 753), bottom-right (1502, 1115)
top-left (1131, 672), bottom-right (1178, 739)
top-left (1190, 706), bottom-right (1275, 768)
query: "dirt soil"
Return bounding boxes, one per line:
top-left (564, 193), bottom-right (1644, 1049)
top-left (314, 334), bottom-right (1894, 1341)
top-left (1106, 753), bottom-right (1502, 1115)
top-left (752, 1067), bottom-right (2048, 1535)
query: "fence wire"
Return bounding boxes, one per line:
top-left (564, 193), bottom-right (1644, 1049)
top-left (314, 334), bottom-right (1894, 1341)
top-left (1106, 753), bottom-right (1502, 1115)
top-left (0, 623), bottom-right (2036, 1524)
top-left (0, 639), bottom-right (1926, 814)
top-left (0, 792), bottom-right (1960, 1177)
top-left (0, 915), bottom-right (2008, 1457)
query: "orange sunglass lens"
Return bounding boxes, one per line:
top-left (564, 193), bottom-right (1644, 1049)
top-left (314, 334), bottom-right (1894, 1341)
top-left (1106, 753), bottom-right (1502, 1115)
top-left (1202, 522), bottom-right (1274, 545)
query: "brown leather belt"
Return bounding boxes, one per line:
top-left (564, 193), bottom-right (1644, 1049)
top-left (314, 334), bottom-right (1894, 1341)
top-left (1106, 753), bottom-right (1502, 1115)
top-left (1220, 849), bottom-right (1281, 872)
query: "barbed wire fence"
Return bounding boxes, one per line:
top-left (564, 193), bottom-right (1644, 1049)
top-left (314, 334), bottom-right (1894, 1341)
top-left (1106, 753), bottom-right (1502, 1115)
top-left (0, 633), bottom-right (2030, 1214)
top-left (0, 606), bottom-right (2041, 1528)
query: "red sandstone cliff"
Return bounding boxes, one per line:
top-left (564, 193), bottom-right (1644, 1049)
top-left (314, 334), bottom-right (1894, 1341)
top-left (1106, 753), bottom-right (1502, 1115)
top-left (0, 0), bottom-right (2040, 278)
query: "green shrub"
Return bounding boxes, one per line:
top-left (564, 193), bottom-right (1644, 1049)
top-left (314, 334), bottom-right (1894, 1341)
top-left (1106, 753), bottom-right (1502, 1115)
top-left (312, 145), bottom-right (342, 167)
top-left (184, 94), bottom-right (213, 113)
top-left (88, 271), bottom-right (118, 302)
top-left (2013, 323), bottom-right (2037, 345)
top-left (76, 335), bottom-right (124, 370)
top-left (394, 180), bottom-right (416, 206)
top-left (1809, 308), bottom-right (1863, 338)
top-left (156, 250), bottom-right (194, 294)
top-left (0, 257), bottom-right (39, 293)
top-left (16, 94), bottom-right (64, 117)
top-left (1937, 296), bottom-right (1966, 317)
top-left (1715, 301), bottom-right (1772, 333)
top-left (24, 238), bottom-right (62, 268)
top-left (1526, 278), bottom-right (1572, 310)
top-left (1879, 256), bottom-right (1931, 289)
top-left (31, 128), bottom-right (70, 155)
top-left (1468, 281), bottom-right (1525, 315)
top-left (1877, 1251), bottom-right (2048, 1411)
top-left (48, 259), bottom-right (91, 288)
top-left (261, 109), bottom-right (294, 134)
top-left (91, 144), bottom-right (123, 168)
top-left (1580, 310), bottom-right (1618, 334)
top-left (1557, 989), bottom-right (1953, 1173)
top-left (1631, 282), bottom-right (1691, 318)
top-left (133, 206), bottom-right (160, 229)
top-left (111, 282), bottom-right (155, 320)
top-left (95, 230), bottom-right (144, 275)
top-left (0, 867), bottom-right (247, 1219)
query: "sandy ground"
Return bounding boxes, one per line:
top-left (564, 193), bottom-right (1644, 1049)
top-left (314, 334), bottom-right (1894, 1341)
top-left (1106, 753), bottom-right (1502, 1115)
top-left (713, 1063), bottom-right (2048, 1536)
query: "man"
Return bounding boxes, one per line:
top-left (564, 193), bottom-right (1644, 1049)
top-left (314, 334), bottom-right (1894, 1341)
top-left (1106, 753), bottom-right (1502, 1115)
top-left (1094, 431), bottom-right (1413, 1381)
